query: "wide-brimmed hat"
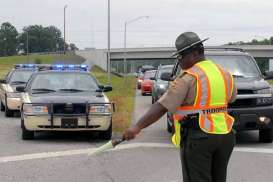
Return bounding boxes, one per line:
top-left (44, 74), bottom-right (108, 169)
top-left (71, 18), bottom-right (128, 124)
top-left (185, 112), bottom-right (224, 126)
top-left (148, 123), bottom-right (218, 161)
top-left (172, 32), bottom-right (209, 57)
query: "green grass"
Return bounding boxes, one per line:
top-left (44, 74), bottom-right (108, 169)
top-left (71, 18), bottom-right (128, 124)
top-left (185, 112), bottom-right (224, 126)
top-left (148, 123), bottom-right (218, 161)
top-left (0, 53), bottom-right (84, 78)
top-left (268, 80), bottom-right (273, 85)
top-left (91, 66), bottom-right (136, 133)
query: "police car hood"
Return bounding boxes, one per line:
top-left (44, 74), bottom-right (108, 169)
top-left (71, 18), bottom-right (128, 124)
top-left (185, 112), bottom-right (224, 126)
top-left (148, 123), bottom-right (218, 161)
top-left (234, 77), bottom-right (271, 90)
top-left (28, 92), bottom-right (109, 104)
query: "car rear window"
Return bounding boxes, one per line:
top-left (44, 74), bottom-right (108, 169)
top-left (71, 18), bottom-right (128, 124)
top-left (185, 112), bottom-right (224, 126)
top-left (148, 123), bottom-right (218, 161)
top-left (144, 71), bottom-right (156, 80)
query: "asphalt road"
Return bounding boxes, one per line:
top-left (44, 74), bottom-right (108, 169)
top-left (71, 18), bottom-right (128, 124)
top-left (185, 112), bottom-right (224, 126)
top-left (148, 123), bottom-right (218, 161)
top-left (0, 90), bottom-right (273, 182)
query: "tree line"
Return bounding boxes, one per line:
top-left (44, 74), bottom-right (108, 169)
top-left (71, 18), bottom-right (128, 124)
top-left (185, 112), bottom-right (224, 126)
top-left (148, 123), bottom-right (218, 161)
top-left (0, 22), bottom-right (78, 57)
top-left (228, 37), bottom-right (273, 45)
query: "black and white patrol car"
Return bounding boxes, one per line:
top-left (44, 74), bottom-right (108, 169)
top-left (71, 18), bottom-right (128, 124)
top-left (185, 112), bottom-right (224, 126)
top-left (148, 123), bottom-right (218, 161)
top-left (16, 65), bottom-right (114, 140)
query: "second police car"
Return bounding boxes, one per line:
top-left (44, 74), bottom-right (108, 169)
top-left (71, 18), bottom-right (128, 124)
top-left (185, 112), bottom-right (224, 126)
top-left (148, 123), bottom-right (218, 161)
top-left (0, 64), bottom-right (38, 117)
top-left (16, 64), bottom-right (114, 140)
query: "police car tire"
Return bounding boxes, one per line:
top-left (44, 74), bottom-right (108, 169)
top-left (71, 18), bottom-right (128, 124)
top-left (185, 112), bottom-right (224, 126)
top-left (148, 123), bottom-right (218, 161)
top-left (0, 101), bottom-right (4, 111)
top-left (21, 119), bottom-right (34, 140)
top-left (5, 104), bottom-right (13, 117)
top-left (259, 128), bottom-right (273, 143)
top-left (99, 122), bottom-right (112, 140)
top-left (152, 97), bottom-right (155, 104)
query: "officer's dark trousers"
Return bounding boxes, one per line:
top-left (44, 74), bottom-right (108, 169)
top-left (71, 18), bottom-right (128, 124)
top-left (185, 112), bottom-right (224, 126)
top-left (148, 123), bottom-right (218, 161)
top-left (180, 129), bottom-right (235, 182)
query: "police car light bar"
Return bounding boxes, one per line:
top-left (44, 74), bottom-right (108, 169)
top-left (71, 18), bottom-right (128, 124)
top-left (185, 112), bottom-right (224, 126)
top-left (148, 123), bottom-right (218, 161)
top-left (51, 64), bottom-right (89, 71)
top-left (14, 64), bottom-right (38, 69)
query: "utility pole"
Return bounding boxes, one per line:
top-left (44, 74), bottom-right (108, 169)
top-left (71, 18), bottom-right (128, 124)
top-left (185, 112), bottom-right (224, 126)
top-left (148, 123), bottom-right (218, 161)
top-left (64, 5), bottom-right (68, 54)
top-left (26, 31), bottom-right (29, 62)
top-left (107, 0), bottom-right (111, 85)
top-left (123, 22), bottom-right (127, 75)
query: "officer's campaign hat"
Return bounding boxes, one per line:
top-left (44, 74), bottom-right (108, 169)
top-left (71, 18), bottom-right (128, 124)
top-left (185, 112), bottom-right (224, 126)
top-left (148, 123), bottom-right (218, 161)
top-left (172, 32), bottom-right (209, 57)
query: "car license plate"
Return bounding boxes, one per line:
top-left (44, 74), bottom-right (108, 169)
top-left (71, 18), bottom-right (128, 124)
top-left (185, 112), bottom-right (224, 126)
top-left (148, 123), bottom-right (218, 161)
top-left (61, 118), bottom-right (78, 128)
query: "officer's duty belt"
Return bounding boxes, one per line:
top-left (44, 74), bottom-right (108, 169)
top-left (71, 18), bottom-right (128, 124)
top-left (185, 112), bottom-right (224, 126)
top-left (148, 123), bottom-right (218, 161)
top-left (181, 114), bottom-right (200, 130)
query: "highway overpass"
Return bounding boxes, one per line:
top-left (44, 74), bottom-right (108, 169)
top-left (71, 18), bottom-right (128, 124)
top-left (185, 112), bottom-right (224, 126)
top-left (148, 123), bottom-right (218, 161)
top-left (76, 45), bottom-right (273, 73)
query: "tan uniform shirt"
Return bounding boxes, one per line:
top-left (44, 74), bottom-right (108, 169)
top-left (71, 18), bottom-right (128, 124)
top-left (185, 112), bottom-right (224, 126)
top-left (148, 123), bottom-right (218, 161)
top-left (158, 68), bottom-right (237, 113)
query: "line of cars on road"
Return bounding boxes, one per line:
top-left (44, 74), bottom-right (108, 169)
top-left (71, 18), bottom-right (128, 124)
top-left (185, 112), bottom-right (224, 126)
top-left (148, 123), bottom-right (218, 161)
top-left (136, 65), bottom-right (173, 100)
top-left (137, 48), bottom-right (273, 143)
top-left (0, 64), bottom-right (114, 140)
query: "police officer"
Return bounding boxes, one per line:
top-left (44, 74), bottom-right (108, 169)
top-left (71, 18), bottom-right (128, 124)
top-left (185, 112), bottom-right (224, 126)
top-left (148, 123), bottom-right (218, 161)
top-left (123, 32), bottom-right (237, 182)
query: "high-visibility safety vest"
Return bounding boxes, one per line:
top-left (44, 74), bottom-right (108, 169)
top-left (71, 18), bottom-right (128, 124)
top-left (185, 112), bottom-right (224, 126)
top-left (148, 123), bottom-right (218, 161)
top-left (172, 60), bottom-right (234, 147)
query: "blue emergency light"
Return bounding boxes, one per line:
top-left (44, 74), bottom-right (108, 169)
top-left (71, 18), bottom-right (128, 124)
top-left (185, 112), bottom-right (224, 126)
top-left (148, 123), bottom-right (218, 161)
top-left (15, 64), bottom-right (38, 69)
top-left (51, 64), bottom-right (89, 71)
top-left (68, 64), bottom-right (75, 69)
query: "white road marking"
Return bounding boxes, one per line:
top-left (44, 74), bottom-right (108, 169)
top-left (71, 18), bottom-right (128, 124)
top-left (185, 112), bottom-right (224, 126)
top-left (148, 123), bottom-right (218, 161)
top-left (0, 143), bottom-right (273, 164)
top-left (233, 147), bottom-right (273, 154)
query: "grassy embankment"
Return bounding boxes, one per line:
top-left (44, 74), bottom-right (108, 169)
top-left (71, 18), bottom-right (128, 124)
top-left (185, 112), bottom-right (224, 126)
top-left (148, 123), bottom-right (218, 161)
top-left (268, 80), bottom-right (273, 85)
top-left (0, 53), bottom-right (84, 78)
top-left (91, 66), bottom-right (136, 133)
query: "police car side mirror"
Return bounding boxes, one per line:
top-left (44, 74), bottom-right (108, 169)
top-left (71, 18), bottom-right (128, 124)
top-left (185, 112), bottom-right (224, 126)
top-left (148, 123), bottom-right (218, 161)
top-left (16, 86), bottom-right (25, 92)
top-left (0, 79), bottom-right (6, 84)
top-left (160, 72), bottom-right (172, 81)
top-left (103, 85), bottom-right (113, 92)
top-left (264, 71), bottom-right (273, 80)
top-left (98, 85), bottom-right (104, 90)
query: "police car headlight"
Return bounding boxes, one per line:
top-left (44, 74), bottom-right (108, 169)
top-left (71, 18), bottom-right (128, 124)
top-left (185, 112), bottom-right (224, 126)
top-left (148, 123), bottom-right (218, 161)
top-left (6, 92), bottom-right (21, 98)
top-left (89, 105), bottom-right (112, 113)
top-left (23, 104), bottom-right (48, 115)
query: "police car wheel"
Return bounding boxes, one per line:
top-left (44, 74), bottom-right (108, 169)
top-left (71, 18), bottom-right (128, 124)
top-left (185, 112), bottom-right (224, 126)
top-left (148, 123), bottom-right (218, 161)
top-left (259, 128), bottom-right (273, 143)
top-left (5, 104), bottom-right (13, 117)
top-left (99, 122), bottom-right (112, 140)
top-left (21, 119), bottom-right (34, 140)
top-left (152, 97), bottom-right (155, 104)
top-left (0, 101), bottom-right (5, 111)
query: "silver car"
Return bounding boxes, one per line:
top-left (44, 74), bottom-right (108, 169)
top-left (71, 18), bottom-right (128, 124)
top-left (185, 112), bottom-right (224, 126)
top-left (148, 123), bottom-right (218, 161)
top-left (151, 65), bottom-right (173, 104)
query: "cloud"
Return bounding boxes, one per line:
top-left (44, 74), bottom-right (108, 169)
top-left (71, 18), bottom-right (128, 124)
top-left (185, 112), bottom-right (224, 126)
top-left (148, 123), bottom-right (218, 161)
top-left (0, 0), bottom-right (272, 49)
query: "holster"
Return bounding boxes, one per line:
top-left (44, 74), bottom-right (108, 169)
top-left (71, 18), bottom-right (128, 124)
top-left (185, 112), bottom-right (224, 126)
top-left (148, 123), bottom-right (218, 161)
top-left (180, 114), bottom-right (200, 143)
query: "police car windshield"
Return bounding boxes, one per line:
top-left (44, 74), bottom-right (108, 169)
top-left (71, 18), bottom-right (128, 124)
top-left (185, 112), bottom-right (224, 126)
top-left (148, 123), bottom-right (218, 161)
top-left (207, 55), bottom-right (261, 78)
top-left (9, 70), bottom-right (33, 84)
top-left (30, 72), bottom-right (99, 92)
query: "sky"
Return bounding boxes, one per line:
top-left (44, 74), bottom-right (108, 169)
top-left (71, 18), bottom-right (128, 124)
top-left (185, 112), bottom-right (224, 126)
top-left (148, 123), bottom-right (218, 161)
top-left (0, 0), bottom-right (273, 49)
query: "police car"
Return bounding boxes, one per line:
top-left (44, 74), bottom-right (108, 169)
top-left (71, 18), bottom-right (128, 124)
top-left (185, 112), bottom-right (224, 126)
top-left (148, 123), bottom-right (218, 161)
top-left (16, 64), bottom-right (114, 140)
top-left (0, 64), bottom-right (39, 117)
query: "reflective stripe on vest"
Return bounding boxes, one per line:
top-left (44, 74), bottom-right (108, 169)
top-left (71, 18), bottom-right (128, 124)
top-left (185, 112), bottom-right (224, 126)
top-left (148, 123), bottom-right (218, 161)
top-left (172, 60), bottom-right (234, 148)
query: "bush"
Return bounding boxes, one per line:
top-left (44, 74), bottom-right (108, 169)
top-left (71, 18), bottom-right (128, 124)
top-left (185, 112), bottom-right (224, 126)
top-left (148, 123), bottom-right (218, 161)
top-left (34, 58), bottom-right (42, 64)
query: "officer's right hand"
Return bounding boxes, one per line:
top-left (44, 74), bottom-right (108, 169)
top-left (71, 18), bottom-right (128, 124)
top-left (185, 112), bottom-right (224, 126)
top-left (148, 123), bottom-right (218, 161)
top-left (123, 125), bottom-right (141, 141)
